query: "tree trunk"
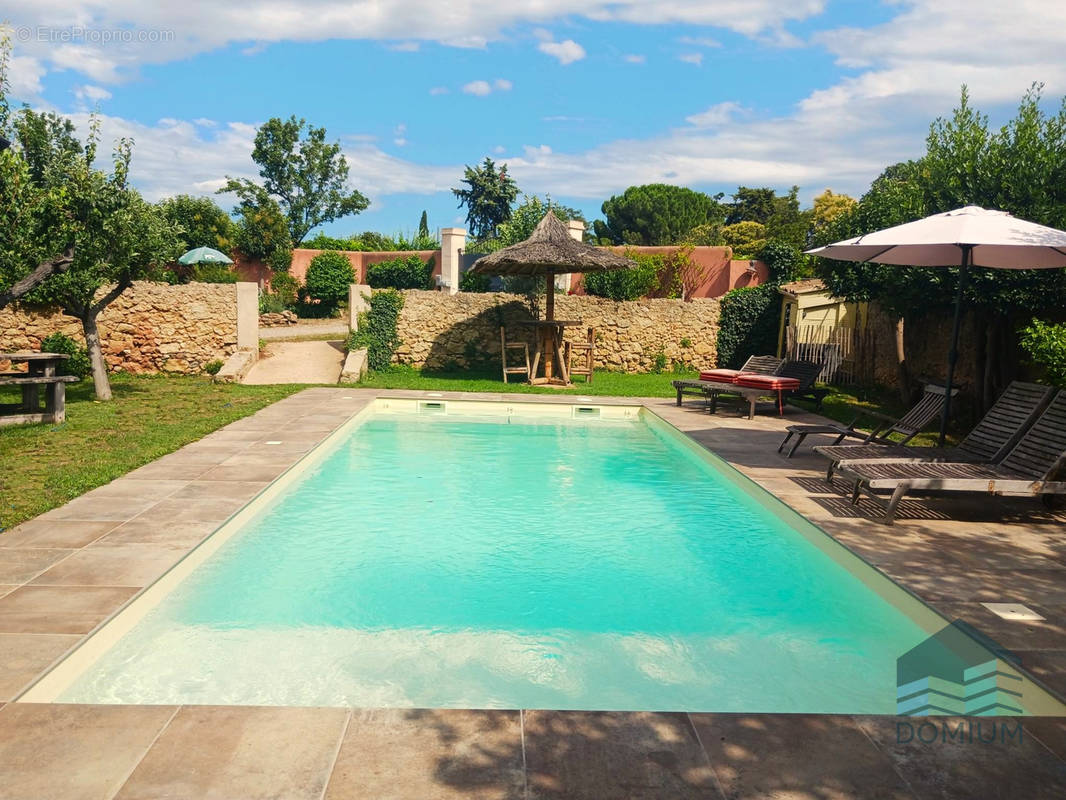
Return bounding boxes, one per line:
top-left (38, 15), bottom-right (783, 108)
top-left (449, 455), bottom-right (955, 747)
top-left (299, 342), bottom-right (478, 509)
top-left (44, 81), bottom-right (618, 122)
top-left (894, 316), bottom-right (910, 403)
top-left (81, 311), bottom-right (113, 401)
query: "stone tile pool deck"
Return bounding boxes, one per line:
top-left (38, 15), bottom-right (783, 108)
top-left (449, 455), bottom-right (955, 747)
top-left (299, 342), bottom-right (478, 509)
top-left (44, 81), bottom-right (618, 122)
top-left (1, 387), bottom-right (1065, 799)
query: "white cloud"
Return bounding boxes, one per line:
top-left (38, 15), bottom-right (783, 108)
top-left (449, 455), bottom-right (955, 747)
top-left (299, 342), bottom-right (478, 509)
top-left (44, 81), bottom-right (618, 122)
top-left (538, 39), bottom-right (586, 65)
top-left (462, 80), bottom-right (492, 96)
top-left (5, 54), bottom-right (46, 97)
top-left (686, 101), bottom-right (743, 127)
top-left (393, 123), bottom-right (407, 147)
top-left (73, 84), bottom-right (113, 103)
top-left (493, 145), bottom-right (506, 154)
top-left (678, 52), bottom-right (703, 66)
top-left (623, 54), bottom-right (645, 64)
top-left (679, 36), bottom-right (721, 48)
top-left (1, 2), bottom-right (825, 87)
top-left (429, 86), bottom-right (449, 95)
top-left (461, 78), bottom-right (512, 96)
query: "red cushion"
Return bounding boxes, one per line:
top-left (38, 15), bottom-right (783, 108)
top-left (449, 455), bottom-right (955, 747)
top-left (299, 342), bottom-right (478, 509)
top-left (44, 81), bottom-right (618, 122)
top-left (699, 369), bottom-right (752, 383)
top-left (735, 375), bottom-right (801, 390)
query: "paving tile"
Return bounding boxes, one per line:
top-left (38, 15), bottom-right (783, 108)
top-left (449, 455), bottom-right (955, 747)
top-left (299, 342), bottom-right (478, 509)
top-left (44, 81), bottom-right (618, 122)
top-left (690, 713), bottom-right (912, 799)
top-left (115, 706), bottom-right (348, 800)
top-left (38, 495), bottom-right (161, 522)
top-left (1024, 718), bottom-right (1066, 762)
top-left (166, 480), bottom-right (268, 503)
top-left (80, 480), bottom-right (187, 501)
top-left (122, 461), bottom-right (215, 481)
top-left (0, 549), bottom-right (73, 583)
top-left (932, 602), bottom-right (1066, 653)
top-left (30, 543), bottom-right (185, 588)
top-left (136, 497), bottom-right (249, 524)
top-left (195, 463), bottom-right (291, 483)
top-left (523, 711), bottom-right (717, 800)
top-left (854, 715), bottom-right (1066, 799)
top-left (0, 520), bottom-right (118, 550)
top-left (99, 519), bottom-right (218, 548)
top-left (0, 586), bottom-right (15, 600)
top-left (0, 633), bottom-right (80, 700)
top-left (326, 709), bottom-right (523, 800)
top-left (0, 585), bottom-right (138, 634)
top-left (1011, 650), bottom-right (1066, 698)
top-left (0, 703), bottom-right (176, 800)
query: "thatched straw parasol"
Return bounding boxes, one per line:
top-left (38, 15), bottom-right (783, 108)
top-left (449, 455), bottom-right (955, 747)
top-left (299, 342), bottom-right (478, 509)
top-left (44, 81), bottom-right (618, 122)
top-left (471, 212), bottom-right (635, 320)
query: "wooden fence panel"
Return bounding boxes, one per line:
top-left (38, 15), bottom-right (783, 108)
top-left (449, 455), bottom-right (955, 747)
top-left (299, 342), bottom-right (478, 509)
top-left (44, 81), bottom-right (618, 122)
top-left (786, 325), bottom-right (877, 386)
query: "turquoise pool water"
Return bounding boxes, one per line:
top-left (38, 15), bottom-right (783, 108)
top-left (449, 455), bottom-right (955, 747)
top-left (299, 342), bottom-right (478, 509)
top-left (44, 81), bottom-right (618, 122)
top-left (52, 409), bottom-right (978, 711)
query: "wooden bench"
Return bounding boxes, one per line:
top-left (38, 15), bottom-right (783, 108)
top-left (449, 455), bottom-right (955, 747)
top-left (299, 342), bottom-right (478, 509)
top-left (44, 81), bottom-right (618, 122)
top-left (0, 352), bottom-right (79, 426)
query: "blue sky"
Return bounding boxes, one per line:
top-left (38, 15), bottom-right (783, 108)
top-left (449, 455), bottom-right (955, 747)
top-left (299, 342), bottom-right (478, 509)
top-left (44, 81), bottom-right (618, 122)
top-left (4, 1), bottom-right (1064, 239)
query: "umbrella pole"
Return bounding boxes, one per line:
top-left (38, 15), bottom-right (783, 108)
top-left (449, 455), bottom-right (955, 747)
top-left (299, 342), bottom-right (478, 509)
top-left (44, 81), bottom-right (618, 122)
top-left (938, 246), bottom-right (971, 447)
top-left (543, 273), bottom-right (555, 380)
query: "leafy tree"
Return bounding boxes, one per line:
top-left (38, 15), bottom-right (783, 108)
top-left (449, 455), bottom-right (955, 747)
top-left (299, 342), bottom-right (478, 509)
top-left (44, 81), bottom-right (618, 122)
top-left (232, 186), bottom-right (292, 265)
top-left (811, 189), bottom-right (857, 235)
top-left (221, 116), bottom-right (369, 246)
top-left (726, 187), bottom-right (776, 225)
top-left (817, 85), bottom-right (1066, 407)
top-left (593, 184), bottom-right (724, 245)
top-left (157, 194), bottom-right (235, 253)
top-left (418, 210), bottom-right (429, 239)
top-left (304, 250), bottom-right (355, 311)
top-left (720, 221), bottom-right (768, 258)
top-left (0, 43), bottom-right (76, 310)
top-left (452, 157), bottom-right (519, 240)
top-left (764, 186), bottom-right (813, 252)
top-left (20, 113), bottom-right (180, 399)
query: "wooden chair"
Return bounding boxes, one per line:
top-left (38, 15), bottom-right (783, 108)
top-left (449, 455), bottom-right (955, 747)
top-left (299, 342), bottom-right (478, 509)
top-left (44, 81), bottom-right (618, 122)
top-left (565, 327), bottom-right (595, 384)
top-left (500, 326), bottom-right (531, 384)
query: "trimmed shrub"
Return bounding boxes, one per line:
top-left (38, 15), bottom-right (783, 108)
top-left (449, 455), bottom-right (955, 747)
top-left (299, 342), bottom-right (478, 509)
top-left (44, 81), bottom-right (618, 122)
top-left (269, 272), bottom-right (299, 307)
top-left (583, 253), bottom-right (660, 301)
top-left (203, 359), bottom-right (224, 375)
top-left (716, 284), bottom-right (780, 368)
top-left (1020, 318), bottom-right (1066, 387)
top-left (40, 333), bottom-right (91, 378)
top-left (188, 263), bottom-right (238, 283)
top-left (366, 254), bottom-right (434, 290)
top-left (459, 269), bottom-right (492, 293)
top-left (347, 289), bottom-right (404, 371)
top-left (758, 239), bottom-right (805, 284)
top-left (266, 247), bottom-right (293, 273)
top-left (304, 251), bottom-right (355, 310)
top-left (259, 292), bottom-right (287, 314)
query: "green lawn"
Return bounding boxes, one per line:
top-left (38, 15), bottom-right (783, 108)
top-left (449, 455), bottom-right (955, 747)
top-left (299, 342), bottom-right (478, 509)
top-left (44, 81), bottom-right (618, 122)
top-left (352, 365), bottom-right (698, 397)
top-left (0, 375), bottom-right (302, 530)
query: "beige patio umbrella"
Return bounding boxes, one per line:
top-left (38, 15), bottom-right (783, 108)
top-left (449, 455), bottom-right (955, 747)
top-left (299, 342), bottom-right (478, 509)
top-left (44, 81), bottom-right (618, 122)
top-left (471, 213), bottom-right (636, 382)
top-left (807, 205), bottom-right (1066, 444)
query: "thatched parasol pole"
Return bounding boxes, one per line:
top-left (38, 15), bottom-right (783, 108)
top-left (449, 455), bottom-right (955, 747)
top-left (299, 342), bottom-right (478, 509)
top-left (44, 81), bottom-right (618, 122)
top-left (544, 272), bottom-right (555, 321)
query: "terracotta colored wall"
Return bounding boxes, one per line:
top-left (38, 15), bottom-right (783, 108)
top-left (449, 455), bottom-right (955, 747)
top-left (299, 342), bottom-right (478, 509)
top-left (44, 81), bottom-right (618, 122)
top-left (565, 246), bottom-right (767, 299)
top-left (233, 249), bottom-right (441, 288)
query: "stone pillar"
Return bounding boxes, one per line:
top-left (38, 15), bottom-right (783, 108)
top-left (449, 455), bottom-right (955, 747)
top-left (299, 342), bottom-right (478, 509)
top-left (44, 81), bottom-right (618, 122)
top-left (235, 282), bottom-right (258, 351)
top-left (556, 219), bottom-right (586, 293)
top-left (440, 228), bottom-right (466, 294)
top-left (348, 284), bottom-right (371, 331)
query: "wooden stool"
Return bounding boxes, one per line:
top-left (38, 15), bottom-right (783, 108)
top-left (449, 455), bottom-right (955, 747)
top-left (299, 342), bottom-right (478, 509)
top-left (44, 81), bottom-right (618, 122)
top-left (565, 327), bottom-right (595, 383)
top-left (500, 326), bottom-right (531, 383)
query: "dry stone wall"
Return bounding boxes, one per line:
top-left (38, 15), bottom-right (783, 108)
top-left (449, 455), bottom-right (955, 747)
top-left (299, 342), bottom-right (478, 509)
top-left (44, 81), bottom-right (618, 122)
top-left (394, 290), bottom-right (720, 372)
top-left (0, 281), bottom-right (238, 374)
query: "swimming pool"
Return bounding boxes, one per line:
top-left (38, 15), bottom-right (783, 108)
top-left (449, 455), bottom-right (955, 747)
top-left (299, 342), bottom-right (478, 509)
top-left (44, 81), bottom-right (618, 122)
top-left (22, 399), bottom-right (1065, 714)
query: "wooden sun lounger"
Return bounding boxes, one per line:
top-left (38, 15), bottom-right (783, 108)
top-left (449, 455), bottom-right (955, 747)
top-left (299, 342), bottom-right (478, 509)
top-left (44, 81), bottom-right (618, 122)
top-left (778, 383), bottom-right (953, 458)
top-left (672, 355), bottom-right (781, 411)
top-left (814, 381), bottom-right (1055, 481)
top-left (836, 390), bottom-right (1066, 523)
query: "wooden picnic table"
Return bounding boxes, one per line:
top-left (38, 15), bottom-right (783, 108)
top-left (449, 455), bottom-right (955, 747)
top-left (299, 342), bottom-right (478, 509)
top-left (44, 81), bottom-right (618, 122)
top-left (520, 319), bottom-right (583, 386)
top-left (0, 352), bottom-right (79, 426)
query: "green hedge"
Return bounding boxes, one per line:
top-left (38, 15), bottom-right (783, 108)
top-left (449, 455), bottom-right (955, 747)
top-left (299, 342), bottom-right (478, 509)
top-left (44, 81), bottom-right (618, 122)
top-left (304, 251), bottom-right (355, 310)
top-left (1020, 318), bottom-right (1066, 387)
top-left (583, 254), bottom-right (660, 301)
top-left (347, 289), bottom-right (404, 371)
top-left (40, 333), bottom-right (91, 379)
top-left (716, 284), bottom-right (780, 368)
top-left (366, 254), bottom-right (434, 290)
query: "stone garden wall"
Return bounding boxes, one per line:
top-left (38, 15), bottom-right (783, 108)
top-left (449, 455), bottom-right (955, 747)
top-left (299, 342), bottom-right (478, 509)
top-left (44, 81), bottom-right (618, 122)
top-left (394, 290), bottom-right (720, 372)
top-left (0, 281), bottom-right (239, 374)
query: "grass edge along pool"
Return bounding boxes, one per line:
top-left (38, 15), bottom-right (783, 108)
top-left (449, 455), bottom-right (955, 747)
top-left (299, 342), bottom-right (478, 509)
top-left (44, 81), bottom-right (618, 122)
top-left (18, 398), bottom-right (1066, 715)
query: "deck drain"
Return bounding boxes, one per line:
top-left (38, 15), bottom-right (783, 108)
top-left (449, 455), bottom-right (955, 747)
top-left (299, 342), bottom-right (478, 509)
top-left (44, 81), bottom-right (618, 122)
top-left (264, 441), bottom-right (283, 445)
top-left (981, 602), bottom-right (1045, 621)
